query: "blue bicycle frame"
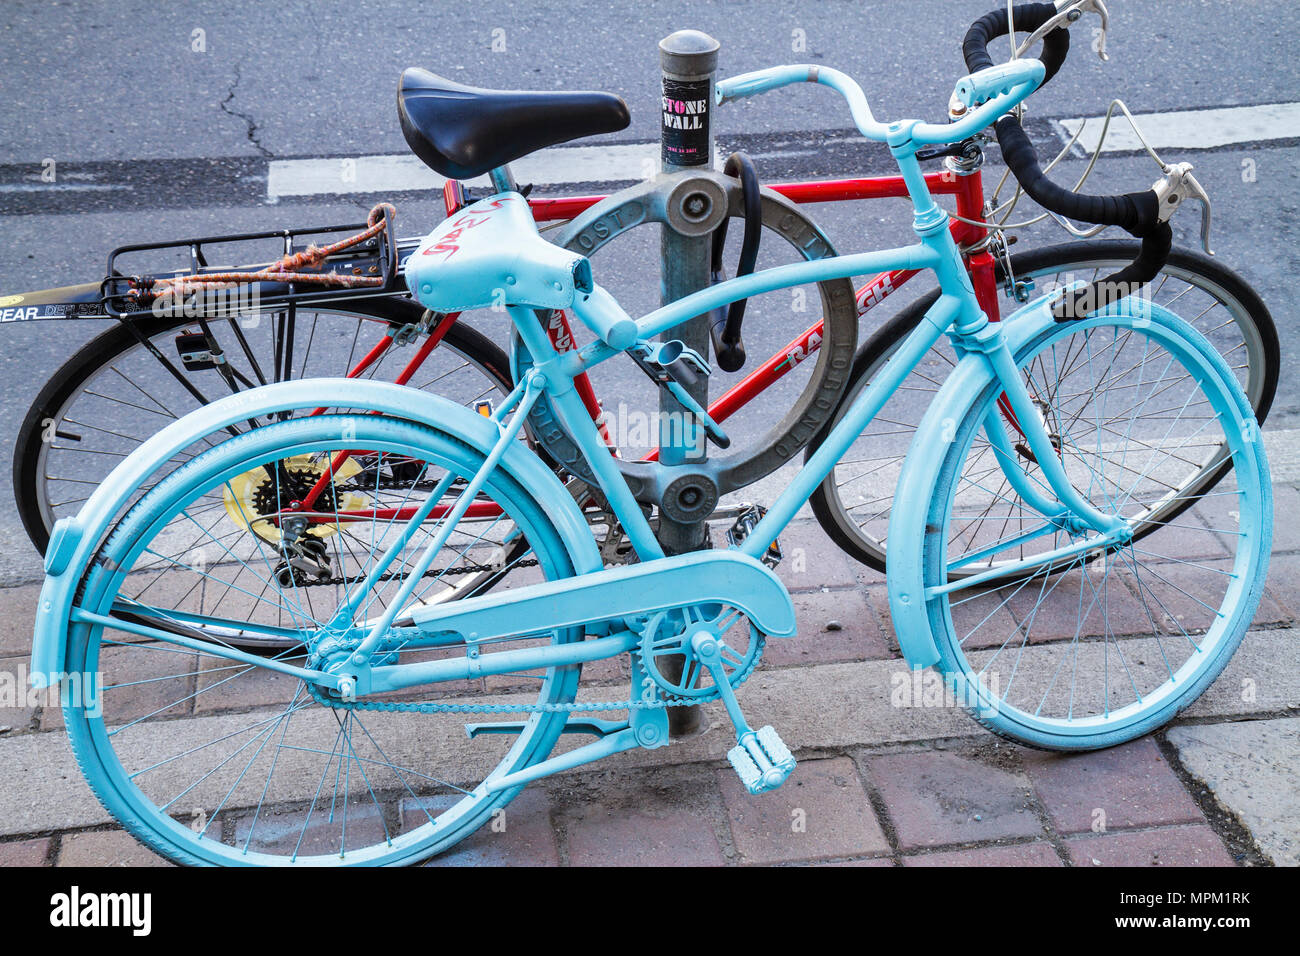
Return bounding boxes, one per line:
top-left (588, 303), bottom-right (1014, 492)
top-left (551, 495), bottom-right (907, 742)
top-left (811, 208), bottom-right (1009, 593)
top-left (34, 60), bottom-right (1123, 695)
top-left (38, 58), bottom-right (1124, 692)
top-left (334, 59), bottom-right (1128, 674)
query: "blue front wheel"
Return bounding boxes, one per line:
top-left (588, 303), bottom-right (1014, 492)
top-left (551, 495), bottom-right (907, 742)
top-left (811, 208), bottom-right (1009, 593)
top-left (923, 309), bottom-right (1271, 749)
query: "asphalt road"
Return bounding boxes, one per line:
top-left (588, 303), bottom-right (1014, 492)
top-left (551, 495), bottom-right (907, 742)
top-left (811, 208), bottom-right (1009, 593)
top-left (0, 0), bottom-right (1297, 581)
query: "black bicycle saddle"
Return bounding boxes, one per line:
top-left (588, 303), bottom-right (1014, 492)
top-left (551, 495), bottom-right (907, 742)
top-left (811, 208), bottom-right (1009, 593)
top-left (397, 68), bottom-right (631, 180)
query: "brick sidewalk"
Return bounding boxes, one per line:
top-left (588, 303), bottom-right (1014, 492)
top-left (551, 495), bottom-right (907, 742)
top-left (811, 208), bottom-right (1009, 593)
top-left (0, 737), bottom-right (1258, 867)
top-left (0, 483), bottom-right (1295, 867)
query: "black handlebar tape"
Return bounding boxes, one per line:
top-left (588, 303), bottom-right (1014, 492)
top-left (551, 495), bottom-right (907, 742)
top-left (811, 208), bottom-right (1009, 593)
top-left (1052, 222), bottom-right (1173, 321)
top-left (709, 152), bottom-right (761, 373)
top-left (963, 3), bottom-right (1070, 84)
top-left (962, 6), bottom-right (1173, 319)
top-left (994, 116), bottom-right (1160, 230)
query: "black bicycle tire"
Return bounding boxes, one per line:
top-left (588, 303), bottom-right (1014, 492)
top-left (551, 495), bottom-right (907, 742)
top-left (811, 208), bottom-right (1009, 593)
top-left (14, 296), bottom-right (513, 552)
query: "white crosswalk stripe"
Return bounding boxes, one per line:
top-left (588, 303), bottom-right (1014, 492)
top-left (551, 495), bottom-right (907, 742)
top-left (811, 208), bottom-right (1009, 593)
top-left (265, 102), bottom-right (1300, 200)
top-left (267, 143), bottom-right (660, 199)
top-left (1057, 102), bottom-right (1300, 154)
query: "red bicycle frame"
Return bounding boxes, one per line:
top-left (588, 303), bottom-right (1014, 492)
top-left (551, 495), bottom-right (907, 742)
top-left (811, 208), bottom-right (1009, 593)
top-left (294, 166), bottom-right (1003, 522)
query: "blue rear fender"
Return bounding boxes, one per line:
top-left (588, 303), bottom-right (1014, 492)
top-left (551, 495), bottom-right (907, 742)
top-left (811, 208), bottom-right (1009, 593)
top-left (29, 379), bottom-right (602, 689)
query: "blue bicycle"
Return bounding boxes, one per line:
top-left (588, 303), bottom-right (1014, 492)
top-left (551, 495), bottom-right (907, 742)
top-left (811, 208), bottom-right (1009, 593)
top-left (31, 37), bottom-right (1271, 863)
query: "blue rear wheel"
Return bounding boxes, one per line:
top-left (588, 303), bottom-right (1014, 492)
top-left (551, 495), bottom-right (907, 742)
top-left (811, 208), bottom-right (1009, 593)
top-left (62, 414), bottom-right (585, 864)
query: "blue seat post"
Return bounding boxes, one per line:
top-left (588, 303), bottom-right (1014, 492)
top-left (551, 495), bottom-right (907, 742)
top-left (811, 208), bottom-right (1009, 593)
top-left (488, 165), bottom-right (517, 194)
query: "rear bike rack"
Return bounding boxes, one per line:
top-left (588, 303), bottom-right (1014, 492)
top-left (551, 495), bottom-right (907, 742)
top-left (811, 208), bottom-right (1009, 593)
top-left (97, 206), bottom-right (403, 321)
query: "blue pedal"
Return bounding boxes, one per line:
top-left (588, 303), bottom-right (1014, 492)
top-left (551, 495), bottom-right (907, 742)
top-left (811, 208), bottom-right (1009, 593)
top-left (728, 725), bottom-right (796, 794)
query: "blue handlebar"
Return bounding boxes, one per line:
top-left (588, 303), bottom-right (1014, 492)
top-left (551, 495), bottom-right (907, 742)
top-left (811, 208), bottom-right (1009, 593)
top-left (715, 64), bottom-right (814, 103)
top-left (954, 60), bottom-right (1044, 108)
top-left (717, 65), bottom-right (891, 141)
top-left (716, 59), bottom-right (1044, 151)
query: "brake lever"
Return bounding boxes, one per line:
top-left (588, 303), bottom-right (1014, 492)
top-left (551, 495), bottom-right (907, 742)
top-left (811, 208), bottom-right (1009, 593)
top-left (1083, 0), bottom-right (1111, 62)
top-left (1153, 161), bottom-right (1213, 255)
top-left (1016, 0), bottom-right (1110, 63)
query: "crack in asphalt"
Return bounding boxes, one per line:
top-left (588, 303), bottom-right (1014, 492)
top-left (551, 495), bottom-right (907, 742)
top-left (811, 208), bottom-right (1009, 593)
top-left (219, 64), bottom-right (274, 159)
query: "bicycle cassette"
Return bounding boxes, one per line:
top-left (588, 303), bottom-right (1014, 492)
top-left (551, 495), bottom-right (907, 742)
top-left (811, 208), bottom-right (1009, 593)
top-left (223, 454), bottom-right (365, 544)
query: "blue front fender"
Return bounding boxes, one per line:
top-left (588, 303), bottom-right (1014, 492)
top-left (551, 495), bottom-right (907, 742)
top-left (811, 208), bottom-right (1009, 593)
top-left (30, 379), bottom-right (602, 689)
top-left (886, 295), bottom-right (1078, 670)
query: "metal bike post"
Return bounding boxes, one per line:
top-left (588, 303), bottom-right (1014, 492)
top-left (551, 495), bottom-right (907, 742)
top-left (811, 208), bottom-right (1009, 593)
top-left (658, 30), bottom-right (719, 735)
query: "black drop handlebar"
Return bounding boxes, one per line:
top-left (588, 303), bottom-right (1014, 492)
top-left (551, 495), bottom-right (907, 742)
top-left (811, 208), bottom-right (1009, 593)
top-left (963, 3), bottom-right (1170, 320)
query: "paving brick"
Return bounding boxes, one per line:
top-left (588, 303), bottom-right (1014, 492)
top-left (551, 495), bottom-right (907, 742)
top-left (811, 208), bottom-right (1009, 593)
top-left (58, 829), bottom-right (171, 866)
top-left (194, 652), bottom-right (309, 714)
top-left (903, 841), bottom-right (1062, 866)
top-left (949, 586), bottom-right (1045, 649)
top-left (1131, 508), bottom-right (1231, 563)
top-left (1257, 484), bottom-right (1300, 553)
top-left (1126, 559), bottom-right (1289, 635)
top-left (1065, 824), bottom-right (1236, 866)
top-left (719, 756), bottom-right (888, 865)
top-left (1252, 586), bottom-right (1295, 628)
top-left (1259, 553), bottom-right (1299, 625)
top-left (1124, 562), bottom-right (1227, 636)
top-left (1023, 737), bottom-right (1202, 834)
top-left (0, 836), bottom-right (51, 866)
top-left (0, 584), bottom-right (41, 657)
top-left (43, 643), bottom-right (199, 731)
top-left (558, 774), bottom-right (726, 867)
top-left (1179, 484), bottom-right (1246, 551)
top-left (864, 750), bottom-right (1041, 849)
top-left (763, 591), bottom-right (891, 668)
top-left (865, 584), bottom-right (1018, 655)
top-left (1193, 481), bottom-right (1300, 560)
top-left (0, 655), bottom-right (39, 733)
top-left (1003, 569), bottom-right (1160, 641)
top-left (403, 789), bottom-right (559, 866)
top-left (1167, 718), bottom-right (1300, 867)
top-left (817, 856), bottom-right (896, 866)
top-left (566, 806), bottom-right (725, 866)
top-left (574, 652), bottom-right (630, 688)
top-left (774, 521), bottom-right (862, 592)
